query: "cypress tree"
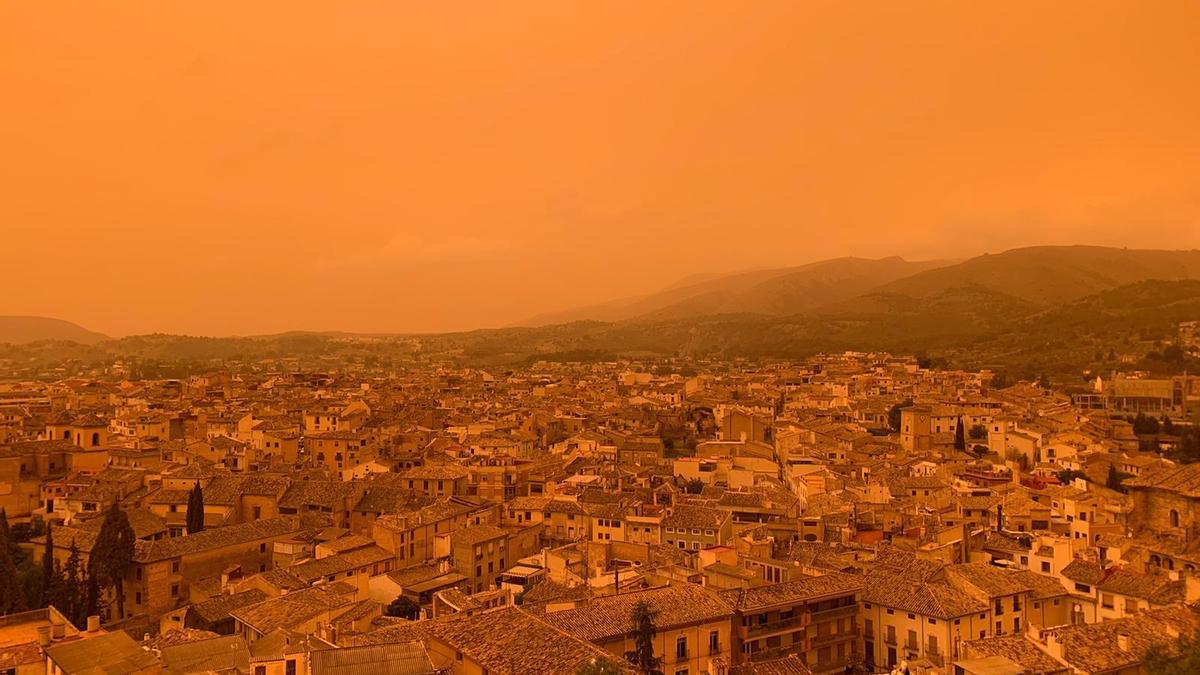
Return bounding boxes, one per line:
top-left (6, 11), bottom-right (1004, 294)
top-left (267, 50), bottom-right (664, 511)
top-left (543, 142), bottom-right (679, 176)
top-left (40, 523), bottom-right (58, 609)
top-left (624, 601), bottom-right (662, 675)
top-left (187, 482), bottom-right (205, 534)
top-left (0, 508), bottom-right (27, 614)
top-left (88, 502), bottom-right (135, 620)
top-left (954, 417), bottom-right (966, 451)
top-left (63, 540), bottom-right (83, 626)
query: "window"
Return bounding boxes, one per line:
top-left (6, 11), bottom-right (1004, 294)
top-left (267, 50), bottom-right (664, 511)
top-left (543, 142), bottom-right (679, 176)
top-left (172, 561), bottom-right (180, 573)
top-left (676, 635), bottom-right (688, 659)
top-left (818, 646), bottom-right (831, 664)
top-left (259, 543), bottom-right (267, 553)
top-left (285, 660), bottom-right (296, 675)
top-left (1041, 561), bottom-right (1051, 573)
top-left (255, 667), bottom-right (266, 675)
top-left (1170, 510), bottom-right (1181, 527)
top-left (709, 630), bottom-right (719, 654)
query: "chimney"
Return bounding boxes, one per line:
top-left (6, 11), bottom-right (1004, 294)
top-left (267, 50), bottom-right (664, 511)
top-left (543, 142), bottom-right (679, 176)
top-left (1116, 631), bottom-right (1131, 652)
top-left (87, 615), bottom-right (100, 632)
top-left (51, 620), bottom-right (65, 639)
top-left (1045, 632), bottom-right (1064, 660)
top-left (37, 626), bottom-right (51, 647)
top-left (1186, 576), bottom-right (1200, 604)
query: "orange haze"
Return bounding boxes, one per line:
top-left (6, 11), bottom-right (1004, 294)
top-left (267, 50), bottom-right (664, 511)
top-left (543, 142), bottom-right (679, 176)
top-left (3, 1), bottom-right (1199, 336)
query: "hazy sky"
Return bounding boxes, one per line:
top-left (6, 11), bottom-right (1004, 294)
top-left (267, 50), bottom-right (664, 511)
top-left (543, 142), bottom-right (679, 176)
top-left (3, 2), bottom-right (1200, 336)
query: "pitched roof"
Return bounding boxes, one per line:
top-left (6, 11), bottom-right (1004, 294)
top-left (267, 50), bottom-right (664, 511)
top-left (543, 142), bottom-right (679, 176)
top-left (535, 584), bottom-right (731, 642)
top-left (45, 631), bottom-right (161, 675)
top-left (308, 641), bottom-right (436, 675)
top-left (135, 517), bottom-right (304, 562)
top-left (1046, 605), bottom-right (1200, 673)
top-left (423, 607), bottom-right (624, 675)
top-left (718, 573), bottom-right (864, 611)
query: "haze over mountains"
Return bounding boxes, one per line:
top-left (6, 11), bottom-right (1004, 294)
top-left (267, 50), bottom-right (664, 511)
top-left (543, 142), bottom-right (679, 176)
top-left (523, 246), bottom-right (1200, 325)
top-left (0, 316), bottom-right (108, 345)
top-left (520, 256), bottom-right (951, 325)
top-left (4, 246), bottom-right (1200, 365)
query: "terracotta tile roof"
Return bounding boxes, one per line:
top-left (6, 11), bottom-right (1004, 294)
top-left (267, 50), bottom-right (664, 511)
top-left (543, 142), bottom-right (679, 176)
top-left (962, 634), bottom-right (1064, 673)
top-left (134, 516), bottom-right (305, 562)
top-left (1124, 463), bottom-right (1200, 497)
top-left (1046, 605), bottom-right (1200, 673)
top-left (423, 607), bottom-right (624, 675)
top-left (719, 573), bottom-right (864, 611)
top-left (861, 569), bottom-right (988, 619)
top-left (188, 588), bottom-right (270, 624)
top-left (535, 583), bottom-right (731, 642)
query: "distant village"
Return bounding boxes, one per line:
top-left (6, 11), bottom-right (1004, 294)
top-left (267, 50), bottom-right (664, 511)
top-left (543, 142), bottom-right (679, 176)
top-left (1, 350), bottom-right (1200, 675)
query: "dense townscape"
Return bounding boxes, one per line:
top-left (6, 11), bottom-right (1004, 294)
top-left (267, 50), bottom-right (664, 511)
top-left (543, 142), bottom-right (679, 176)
top-left (0, 344), bottom-right (1199, 675)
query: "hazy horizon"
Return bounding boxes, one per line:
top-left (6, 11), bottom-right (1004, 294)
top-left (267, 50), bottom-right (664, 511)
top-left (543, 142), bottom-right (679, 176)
top-left (4, 2), bottom-right (1200, 336)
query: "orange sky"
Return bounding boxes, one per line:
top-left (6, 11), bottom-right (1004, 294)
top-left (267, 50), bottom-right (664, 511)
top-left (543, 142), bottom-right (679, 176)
top-left (3, 1), bottom-right (1199, 336)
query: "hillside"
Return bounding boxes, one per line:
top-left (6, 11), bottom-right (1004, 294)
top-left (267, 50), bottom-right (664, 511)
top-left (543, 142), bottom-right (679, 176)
top-left (521, 256), bottom-right (948, 325)
top-left (860, 245), bottom-right (1200, 308)
top-left (0, 316), bottom-right (108, 345)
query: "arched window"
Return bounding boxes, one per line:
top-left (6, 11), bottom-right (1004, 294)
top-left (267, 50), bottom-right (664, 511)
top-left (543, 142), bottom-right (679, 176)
top-left (1150, 554), bottom-right (1162, 567)
top-left (91, 432), bottom-right (100, 446)
top-left (1168, 559), bottom-right (1176, 570)
top-left (1171, 510), bottom-right (1181, 528)
top-left (62, 430), bottom-right (71, 441)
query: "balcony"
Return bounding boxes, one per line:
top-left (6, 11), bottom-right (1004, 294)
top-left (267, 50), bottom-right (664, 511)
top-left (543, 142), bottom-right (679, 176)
top-left (748, 615), bottom-right (807, 636)
top-left (810, 630), bottom-right (857, 646)
top-left (808, 604), bottom-right (858, 622)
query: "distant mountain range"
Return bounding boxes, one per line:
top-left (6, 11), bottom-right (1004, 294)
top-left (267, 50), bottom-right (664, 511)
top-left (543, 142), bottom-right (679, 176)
top-left (0, 316), bottom-right (108, 345)
top-left (5, 246), bottom-right (1200, 378)
top-left (523, 246), bottom-right (1200, 324)
top-left (520, 256), bottom-right (952, 325)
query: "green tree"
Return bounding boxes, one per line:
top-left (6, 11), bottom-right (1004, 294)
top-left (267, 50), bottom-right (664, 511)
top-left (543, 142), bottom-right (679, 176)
top-left (88, 502), bottom-right (136, 620)
top-left (683, 478), bottom-right (705, 495)
top-left (576, 657), bottom-right (626, 675)
top-left (40, 523), bottom-right (59, 610)
top-left (186, 482), bottom-right (205, 534)
top-left (968, 424), bottom-right (988, 440)
top-left (1106, 465), bottom-right (1132, 493)
top-left (385, 595), bottom-right (421, 620)
top-left (1057, 469), bottom-right (1087, 485)
top-left (61, 539), bottom-right (84, 626)
top-left (624, 601), bottom-right (663, 675)
top-left (887, 399), bottom-right (913, 433)
top-left (954, 418), bottom-right (966, 451)
top-left (1143, 627), bottom-right (1200, 674)
top-left (0, 509), bottom-right (28, 614)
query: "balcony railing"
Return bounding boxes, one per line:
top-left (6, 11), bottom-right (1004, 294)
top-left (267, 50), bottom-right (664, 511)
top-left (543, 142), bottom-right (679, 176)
top-left (810, 630), bottom-right (857, 646)
top-left (808, 604), bottom-right (858, 622)
top-left (748, 615), bottom-right (806, 636)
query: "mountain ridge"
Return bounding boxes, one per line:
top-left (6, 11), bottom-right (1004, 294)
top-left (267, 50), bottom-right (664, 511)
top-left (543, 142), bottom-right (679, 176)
top-left (0, 316), bottom-right (109, 345)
